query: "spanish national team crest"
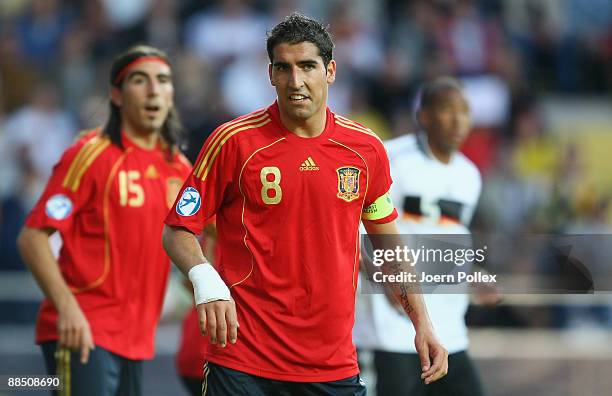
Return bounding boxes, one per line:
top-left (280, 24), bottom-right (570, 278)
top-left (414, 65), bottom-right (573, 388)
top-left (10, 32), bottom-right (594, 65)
top-left (336, 166), bottom-right (361, 202)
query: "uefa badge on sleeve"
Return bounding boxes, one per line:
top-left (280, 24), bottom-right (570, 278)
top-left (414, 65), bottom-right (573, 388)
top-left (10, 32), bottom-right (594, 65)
top-left (45, 194), bottom-right (73, 220)
top-left (176, 187), bottom-right (201, 216)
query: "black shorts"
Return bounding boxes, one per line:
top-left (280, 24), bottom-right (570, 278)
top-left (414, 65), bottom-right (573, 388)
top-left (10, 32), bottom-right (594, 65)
top-left (180, 376), bottom-right (203, 396)
top-left (40, 341), bottom-right (142, 396)
top-left (202, 362), bottom-right (367, 396)
top-left (373, 350), bottom-right (485, 396)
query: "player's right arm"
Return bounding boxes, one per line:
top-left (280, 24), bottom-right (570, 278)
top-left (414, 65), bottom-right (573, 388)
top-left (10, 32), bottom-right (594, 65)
top-left (16, 132), bottom-right (102, 364)
top-left (163, 125), bottom-right (240, 348)
top-left (162, 225), bottom-right (237, 348)
top-left (17, 227), bottom-right (94, 363)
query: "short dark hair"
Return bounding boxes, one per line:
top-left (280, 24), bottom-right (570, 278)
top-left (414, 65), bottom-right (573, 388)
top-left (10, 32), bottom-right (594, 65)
top-left (102, 45), bottom-right (184, 157)
top-left (266, 13), bottom-right (334, 67)
top-left (419, 76), bottom-right (465, 109)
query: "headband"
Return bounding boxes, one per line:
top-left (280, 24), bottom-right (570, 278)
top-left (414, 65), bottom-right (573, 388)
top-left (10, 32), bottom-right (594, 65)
top-left (113, 56), bottom-right (170, 85)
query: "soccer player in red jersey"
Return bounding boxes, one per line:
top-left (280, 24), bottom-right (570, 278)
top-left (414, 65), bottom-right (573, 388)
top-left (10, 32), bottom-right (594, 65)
top-left (17, 46), bottom-right (191, 396)
top-left (163, 13), bottom-right (448, 395)
top-left (176, 222), bottom-right (216, 396)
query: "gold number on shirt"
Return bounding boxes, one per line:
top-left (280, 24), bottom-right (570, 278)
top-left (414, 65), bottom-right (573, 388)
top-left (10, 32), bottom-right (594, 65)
top-left (260, 167), bottom-right (282, 205)
top-left (119, 170), bottom-right (145, 207)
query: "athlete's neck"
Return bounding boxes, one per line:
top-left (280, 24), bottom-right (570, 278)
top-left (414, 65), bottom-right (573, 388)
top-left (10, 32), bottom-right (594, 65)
top-left (427, 137), bottom-right (453, 164)
top-left (279, 108), bottom-right (326, 138)
top-left (123, 127), bottom-right (159, 150)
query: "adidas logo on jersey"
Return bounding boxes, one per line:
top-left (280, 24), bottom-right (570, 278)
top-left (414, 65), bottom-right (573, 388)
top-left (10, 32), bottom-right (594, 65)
top-left (145, 164), bottom-right (158, 179)
top-left (300, 157), bottom-right (319, 171)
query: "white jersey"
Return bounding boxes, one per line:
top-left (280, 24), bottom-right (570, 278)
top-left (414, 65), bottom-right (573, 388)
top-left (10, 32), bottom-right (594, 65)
top-left (354, 133), bottom-right (482, 354)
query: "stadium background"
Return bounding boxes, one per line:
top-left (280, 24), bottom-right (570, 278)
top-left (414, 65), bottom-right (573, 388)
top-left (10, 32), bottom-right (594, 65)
top-left (0, 0), bottom-right (611, 395)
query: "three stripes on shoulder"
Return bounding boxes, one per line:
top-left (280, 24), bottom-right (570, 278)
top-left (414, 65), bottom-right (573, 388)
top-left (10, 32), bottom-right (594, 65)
top-left (193, 110), bottom-right (271, 181)
top-left (62, 135), bottom-right (110, 192)
top-left (191, 111), bottom-right (379, 180)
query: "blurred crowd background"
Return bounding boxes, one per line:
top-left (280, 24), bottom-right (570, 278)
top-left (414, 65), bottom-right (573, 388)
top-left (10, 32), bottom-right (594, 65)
top-left (0, 0), bottom-right (611, 394)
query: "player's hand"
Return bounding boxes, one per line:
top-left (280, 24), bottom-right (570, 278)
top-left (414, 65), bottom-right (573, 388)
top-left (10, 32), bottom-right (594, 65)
top-left (197, 298), bottom-right (239, 348)
top-left (414, 326), bottom-right (448, 385)
top-left (56, 298), bottom-right (94, 364)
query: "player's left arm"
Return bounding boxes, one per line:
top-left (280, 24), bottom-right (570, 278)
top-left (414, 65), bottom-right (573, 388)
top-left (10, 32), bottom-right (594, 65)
top-left (363, 219), bottom-right (449, 384)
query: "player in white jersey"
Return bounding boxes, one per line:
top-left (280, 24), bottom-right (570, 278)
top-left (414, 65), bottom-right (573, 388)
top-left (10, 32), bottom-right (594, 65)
top-left (354, 77), bottom-right (486, 396)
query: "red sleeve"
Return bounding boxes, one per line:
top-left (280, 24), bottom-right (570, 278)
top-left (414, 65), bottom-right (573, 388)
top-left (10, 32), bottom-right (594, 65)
top-left (165, 133), bottom-right (233, 235)
top-left (25, 136), bottom-right (100, 233)
top-left (364, 139), bottom-right (394, 207)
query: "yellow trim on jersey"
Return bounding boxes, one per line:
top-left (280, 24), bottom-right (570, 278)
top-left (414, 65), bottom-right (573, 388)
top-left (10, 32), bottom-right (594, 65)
top-left (200, 118), bottom-right (272, 181)
top-left (335, 114), bottom-right (375, 133)
top-left (62, 137), bottom-right (103, 189)
top-left (69, 139), bottom-right (110, 191)
top-left (327, 139), bottom-right (369, 195)
top-left (193, 109), bottom-right (267, 174)
top-left (335, 119), bottom-right (376, 138)
top-left (335, 116), bottom-right (383, 143)
top-left (195, 113), bottom-right (270, 178)
top-left (361, 192), bottom-right (395, 221)
top-left (328, 138), bottom-right (369, 291)
top-left (62, 136), bottom-right (110, 192)
top-left (69, 150), bottom-right (129, 294)
top-left (193, 110), bottom-right (268, 177)
top-left (233, 137), bottom-right (286, 289)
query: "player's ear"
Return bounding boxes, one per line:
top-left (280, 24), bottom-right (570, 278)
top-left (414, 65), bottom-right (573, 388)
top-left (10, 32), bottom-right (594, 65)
top-left (268, 63), bottom-right (275, 87)
top-left (326, 60), bottom-right (336, 85)
top-left (110, 86), bottom-right (122, 107)
top-left (416, 109), bottom-right (427, 128)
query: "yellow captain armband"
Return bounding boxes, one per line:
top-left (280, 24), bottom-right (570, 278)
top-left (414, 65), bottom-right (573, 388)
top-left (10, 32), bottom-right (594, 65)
top-left (361, 191), bottom-right (395, 221)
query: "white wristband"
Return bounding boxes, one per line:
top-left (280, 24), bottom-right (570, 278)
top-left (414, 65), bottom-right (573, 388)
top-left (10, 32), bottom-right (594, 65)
top-left (188, 263), bottom-right (231, 305)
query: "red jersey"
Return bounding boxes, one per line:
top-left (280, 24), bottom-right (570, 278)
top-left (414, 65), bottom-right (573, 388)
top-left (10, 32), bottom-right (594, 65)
top-left (165, 102), bottom-right (397, 382)
top-left (176, 308), bottom-right (209, 378)
top-left (26, 130), bottom-right (191, 360)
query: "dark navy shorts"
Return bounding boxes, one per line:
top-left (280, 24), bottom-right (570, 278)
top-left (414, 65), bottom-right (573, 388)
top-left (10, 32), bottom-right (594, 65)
top-left (373, 350), bottom-right (485, 396)
top-left (40, 341), bottom-right (142, 396)
top-left (202, 361), bottom-right (367, 396)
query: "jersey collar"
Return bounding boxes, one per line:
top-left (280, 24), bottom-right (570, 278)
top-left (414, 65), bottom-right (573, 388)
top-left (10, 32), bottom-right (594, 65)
top-left (121, 131), bottom-right (164, 153)
top-left (417, 131), bottom-right (457, 165)
top-left (267, 101), bottom-right (334, 145)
